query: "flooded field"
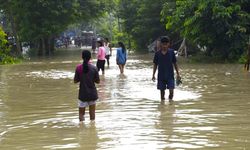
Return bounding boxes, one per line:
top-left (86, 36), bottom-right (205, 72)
top-left (0, 48), bottom-right (250, 149)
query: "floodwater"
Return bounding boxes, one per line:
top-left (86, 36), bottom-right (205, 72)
top-left (0, 48), bottom-right (250, 150)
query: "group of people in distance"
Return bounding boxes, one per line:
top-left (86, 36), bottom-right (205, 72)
top-left (96, 38), bottom-right (127, 75)
top-left (74, 36), bottom-right (181, 122)
top-left (74, 38), bottom-right (128, 122)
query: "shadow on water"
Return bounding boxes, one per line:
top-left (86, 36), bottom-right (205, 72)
top-left (0, 48), bottom-right (250, 149)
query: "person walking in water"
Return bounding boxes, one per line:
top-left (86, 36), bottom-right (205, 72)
top-left (104, 38), bottom-right (112, 67)
top-left (116, 42), bottom-right (127, 74)
top-left (152, 36), bottom-right (181, 102)
top-left (74, 50), bottom-right (100, 122)
top-left (91, 37), bottom-right (97, 53)
top-left (96, 40), bottom-right (106, 74)
top-left (244, 44), bottom-right (250, 71)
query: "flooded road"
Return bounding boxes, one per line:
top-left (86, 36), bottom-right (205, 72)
top-left (0, 48), bottom-right (250, 149)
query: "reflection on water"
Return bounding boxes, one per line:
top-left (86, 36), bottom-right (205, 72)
top-left (0, 49), bottom-right (250, 149)
top-left (27, 70), bottom-right (74, 79)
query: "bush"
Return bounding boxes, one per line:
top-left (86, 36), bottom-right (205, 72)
top-left (0, 27), bottom-right (19, 64)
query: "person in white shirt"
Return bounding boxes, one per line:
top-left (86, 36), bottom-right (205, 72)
top-left (104, 38), bottom-right (112, 67)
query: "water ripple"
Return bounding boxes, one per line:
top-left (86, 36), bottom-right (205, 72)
top-left (26, 70), bottom-right (74, 79)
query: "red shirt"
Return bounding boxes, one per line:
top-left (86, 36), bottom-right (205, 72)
top-left (74, 63), bottom-right (100, 101)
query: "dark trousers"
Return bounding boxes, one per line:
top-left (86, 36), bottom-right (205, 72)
top-left (97, 60), bottom-right (105, 72)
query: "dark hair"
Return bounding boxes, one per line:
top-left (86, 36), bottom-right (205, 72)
top-left (118, 42), bottom-right (126, 53)
top-left (105, 38), bottom-right (109, 42)
top-left (160, 36), bottom-right (170, 44)
top-left (82, 50), bottom-right (91, 73)
top-left (97, 40), bottom-right (103, 46)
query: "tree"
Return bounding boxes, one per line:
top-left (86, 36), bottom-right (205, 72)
top-left (0, 0), bottom-right (106, 56)
top-left (163, 0), bottom-right (250, 61)
top-left (0, 26), bottom-right (16, 64)
top-left (0, 0), bottom-right (23, 55)
top-left (17, 0), bottom-right (80, 55)
top-left (118, 0), bottom-right (169, 50)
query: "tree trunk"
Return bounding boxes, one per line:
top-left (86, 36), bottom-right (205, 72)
top-left (9, 12), bottom-right (22, 56)
top-left (128, 34), bottom-right (131, 51)
top-left (44, 37), bottom-right (50, 56)
top-left (49, 37), bottom-right (55, 54)
top-left (37, 39), bottom-right (43, 56)
top-left (108, 12), bottom-right (113, 41)
top-left (206, 47), bottom-right (213, 57)
top-left (117, 16), bottom-right (121, 32)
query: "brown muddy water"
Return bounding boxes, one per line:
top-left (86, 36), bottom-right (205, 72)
top-left (0, 48), bottom-right (250, 150)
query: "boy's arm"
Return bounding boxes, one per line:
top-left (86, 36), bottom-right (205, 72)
top-left (152, 63), bottom-right (157, 81)
top-left (173, 63), bottom-right (180, 78)
top-left (152, 53), bottom-right (158, 81)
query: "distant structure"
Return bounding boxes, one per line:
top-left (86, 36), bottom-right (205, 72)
top-left (81, 31), bottom-right (95, 47)
top-left (148, 38), bottom-right (187, 57)
top-left (177, 38), bottom-right (187, 58)
top-left (148, 40), bottom-right (157, 52)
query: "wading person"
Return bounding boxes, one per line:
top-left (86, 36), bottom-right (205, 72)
top-left (91, 37), bottom-right (97, 53)
top-left (74, 50), bottom-right (100, 122)
top-left (96, 40), bottom-right (106, 74)
top-left (244, 44), bottom-right (250, 71)
top-left (152, 36), bottom-right (181, 102)
top-left (104, 38), bottom-right (112, 67)
top-left (116, 42), bottom-right (127, 74)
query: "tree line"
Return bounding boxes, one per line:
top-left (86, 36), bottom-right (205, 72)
top-left (118, 0), bottom-right (250, 62)
top-left (0, 0), bottom-right (249, 62)
top-left (0, 0), bottom-right (105, 57)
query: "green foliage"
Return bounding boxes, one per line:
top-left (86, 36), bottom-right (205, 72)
top-left (118, 0), bottom-right (169, 50)
top-left (0, 27), bottom-right (8, 49)
top-left (78, 0), bottom-right (106, 21)
top-left (94, 13), bottom-right (114, 38)
top-left (0, 0), bottom-right (106, 56)
top-left (162, 0), bottom-right (250, 61)
top-left (12, 0), bottom-right (79, 42)
top-left (238, 53), bottom-right (247, 64)
top-left (0, 27), bottom-right (18, 64)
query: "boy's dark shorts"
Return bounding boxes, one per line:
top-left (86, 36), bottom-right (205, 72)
top-left (157, 79), bottom-right (175, 90)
